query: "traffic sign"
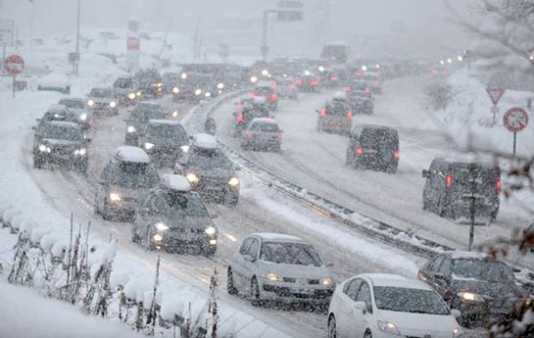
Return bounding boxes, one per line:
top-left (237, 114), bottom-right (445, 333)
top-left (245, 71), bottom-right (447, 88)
top-left (277, 9), bottom-right (303, 21)
top-left (4, 54), bottom-right (24, 75)
top-left (277, 1), bottom-right (303, 8)
top-left (127, 36), bottom-right (140, 51)
top-left (486, 88), bottom-right (505, 106)
top-left (503, 107), bottom-right (529, 132)
top-left (0, 19), bottom-right (14, 46)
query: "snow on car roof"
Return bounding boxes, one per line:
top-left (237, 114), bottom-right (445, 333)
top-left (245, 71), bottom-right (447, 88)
top-left (138, 101), bottom-right (161, 106)
top-left (435, 155), bottom-right (497, 167)
top-left (46, 121), bottom-right (82, 129)
top-left (114, 146), bottom-right (150, 164)
top-left (251, 118), bottom-right (278, 125)
top-left (447, 250), bottom-right (490, 260)
top-left (47, 104), bottom-right (68, 112)
top-left (192, 133), bottom-right (218, 149)
top-left (253, 233), bottom-right (305, 243)
top-left (364, 274), bottom-right (431, 290)
top-left (161, 174), bottom-right (191, 192)
top-left (148, 119), bottom-right (182, 126)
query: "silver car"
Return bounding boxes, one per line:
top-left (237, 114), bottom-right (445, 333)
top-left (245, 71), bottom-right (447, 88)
top-left (94, 146), bottom-right (159, 221)
top-left (86, 87), bottom-right (119, 116)
top-left (240, 118), bottom-right (283, 152)
top-left (227, 233), bottom-right (335, 308)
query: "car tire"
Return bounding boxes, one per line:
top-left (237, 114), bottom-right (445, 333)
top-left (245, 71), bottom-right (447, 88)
top-left (227, 268), bottom-right (238, 295)
top-left (131, 227), bottom-right (140, 243)
top-left (345, 149), bottom-right (354, 166)
top-left (228, 195), bottom-right (239, 206)
top-left (77, 160), bottom-right (88, 173)
top-left (364, 331), bottom-right (372, 338)
top-left (317, 122), bottom-right (323, 133)
top-left (101, 200), bottom-right (112, 221)
top-left (386, 163), bottom-right (398, 174)
top-left (328, 315), bottom-right (337, 338)
top-left (250, 277), bottom-right (262, 307)
top-left (203, 245), bottom-right (216, 257)
top-left (33, 157), bottom-right (43, 169)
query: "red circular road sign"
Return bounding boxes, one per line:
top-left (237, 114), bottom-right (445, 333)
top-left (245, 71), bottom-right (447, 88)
top-left (4, 54), bottom-right (24, 75)
top-left (503, 107), bottom-right (529, 132)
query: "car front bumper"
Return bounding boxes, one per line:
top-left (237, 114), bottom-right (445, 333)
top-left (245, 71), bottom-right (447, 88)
top-left (260, 281), bottom-right (334, 304)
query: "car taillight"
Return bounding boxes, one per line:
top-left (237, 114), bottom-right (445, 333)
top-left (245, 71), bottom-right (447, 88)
top-left (394, 151), bottom-right (400, 159)
top-left (374, 80), bottom-right (379, 85)
top-left (345, 87), bottom-right (351, 92)
top-left (446, 173), bottom-right (452, 188)
top-left (310, 80), bottom-right (319, 86)
top-left (320, 108), bottom-right (327, 117)
top-left (355, 147), bottom-right (364, 155)
top-left (330, 76), bottom-right (338, 82)
top-left (237, 104), bottom-right (244, 110)
top-left (365, 87), bottom-right (371, 94)
top-left (296, 79), bottom-right (303, 85)
top-left (276, 133), bottom-right (282, 141)
top-left (271, 82), bottom-right (277, 89)
top-left (354, 71), bottom-right (362, 77)
top-left (237, 113), bottom-right (244, 123)
top-left (248, 92), bottom-right (254, 97)
top-left (269, 94), bottom-right (277, 101)
top-left (246, 132), bottom-right (254, 138)
top-left (347, 111), bottom-right (353, 119)
top-left (289, 84), bottom-right (296, 89)
top-left (496, 179), bottom-right (502, 194)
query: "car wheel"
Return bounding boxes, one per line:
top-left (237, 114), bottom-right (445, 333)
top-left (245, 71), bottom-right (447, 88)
top-left (317, 122), bottom-right (323, 132)
top-left (386, 162), bottom-right (398, 174)
top-left (328, 315), bottom-right (337, 338)
top-left (33, 157), bottom-right (43, 169)
top-left (250, 277), bottom-right (262, 307)
top-left (131, 227), bottom-right (140, 243)
top-left (77, 160), bottom-right (88, 173)
top-left (227, 268), bottom-right (238, 295)
top-left (101, 200), bottom-right (112, 221)
top-left (422, 197), bottom-right (429, 211)
top-left (203, 244), bottom-right (216, 257)
top-left (345, 149), bottom-right (354, 166)
top-left (364, 330), bottom-right (372, 338)
top-left (228, 195), bottom-right (239, 206)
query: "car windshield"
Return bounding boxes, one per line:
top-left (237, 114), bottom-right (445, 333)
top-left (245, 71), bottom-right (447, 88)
top-left (189, 153), bottom-right (234, 171)
top-left (374, 287), bottom-right (450, 315)
top-left (134, 105), bottom-right (167, 120)
top-left (254, 87), bottom-right (273, 95)
top-left (42, 125), bottom-right (83, 142)
top-left (108, 163), bottom-right (159, 189)
top-left (90, 88), bottom-right (113, 97)
top-left (163, 73), bottom-right (181, 82)
top-left (58, 99), bottom-right (85, 109)
top-left (250, 122), bottom-right (280, 132)
top-left (113, 78), bottom-right (133, 89)
top-left (452, 259), bottom-right (516, 282)
top-left (146, 124), bottom-right (188, 144)
top-left (260, 242), bottom-right (323, 267)
top-left (165, 193), bottom-right (209, 219)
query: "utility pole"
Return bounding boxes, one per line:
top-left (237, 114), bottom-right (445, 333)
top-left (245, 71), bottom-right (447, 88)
top-left (467, 164), bottom-right (478, 251)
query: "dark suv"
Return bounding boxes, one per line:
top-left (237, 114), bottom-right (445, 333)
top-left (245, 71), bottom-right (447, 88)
top-left (32, 121), bottom-right (89, 172)
top-left (125, 102), bottom-right (167, 146)
top-left (422, 158), bottom-right (501, 224)
top-left (417, 251), bottom-right (525, 328)
top-left (131, 174), bottom-right (218, 256)
top-left (345, 125), bottom-right (399, 173)
top-left (174, 134), bottom-right (240, 205)
top-left (138, 120), bottom-right (189, 167)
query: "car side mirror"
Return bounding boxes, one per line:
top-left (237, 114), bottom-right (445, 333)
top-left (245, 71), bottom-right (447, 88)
top-left (451, 309), bottom-right (461, 319)
top-left (36, 118), bottom-right (41, 122)
top-left (422, 169), bottom-right (430, 178)
top-left (244, 254), bottom-right (256, 263)
top-left (211, 214), bottom-right (218, 219)
top-left (325, 262), bottom-right (334, 268)
top-left (85, 138), bottom-right (92, 143)
top-left (434, 273), bottom-right (448, 281)
top-left (31, 126), bottom-right (36, 130)
top-left (98, 180), bottom-right (107, 185)
top-left (354, 301), bottom-right (368, 314)
top-left (235, 165), bottom-right (241, 171)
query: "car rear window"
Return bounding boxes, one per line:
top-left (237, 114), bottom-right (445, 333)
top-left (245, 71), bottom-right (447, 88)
top-left (360, 129), bottom-right (398, 149)
top-left (450, 164), bottom-right (500, 194)
top-left (254, 87), bottom-right (274, 95)
top-left (250, 123), bottom-right (280, 132)
top-left (326, 102), bottom-right (350, 116)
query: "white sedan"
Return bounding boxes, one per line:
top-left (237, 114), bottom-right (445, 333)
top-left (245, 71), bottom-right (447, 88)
top-left (327, 273), bottom-right (463, 338)
top-left (227, 233), bottom-right (335, 308)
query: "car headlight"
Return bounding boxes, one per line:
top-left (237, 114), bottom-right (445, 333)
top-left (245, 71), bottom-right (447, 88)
top-left (453, 327), bottom-right (464, 338)
top-left (128, 93), bottom-right (136, 99)
top-left (228, 177), bottom-right (240, 187)
top-left (136, 91), bottom-right (142, 96)
top-left (109, 101), bottom-right (117, 108)
top-left (264, 273), bottom-right (281, 282)
top-left (144, 142), bottom-right (155, 150)
top-left (457, 292), bottom-right (485, 302)
top-left (209, 239), bottom-right (217, 245)
top-left (205, 92), bottom-right (212, 97)
top-left (205, 226), bottom-right (216, 235)
top-left (156, 82), bottom-right (163, 87)
top-left (153, 234), bottom-right (163, 242)
top-left (155, 222), bottom-right (169, 231)
top-left (79, 113), bottom-right (87, 121)
top-left (74, 148), bottom-right (87, 156)
top-left (38, 144), bottom-right (48, 152)
top-left (186, 173), bottom-right (198, 184)
top-left (377, 321), bottom-right (400, 336)
top-left (109, 193), bottom-right (121, 202)
top-left (172, 110), bottom-right (179, 117)
top-left (127, 126), bottom-right (136, 133)
top-left (172, 87), bottom-right (180, 94)
top-left (217, 83), bottom-right (224, 90)
top-left (195, 89), bottom-right (202, 96)
top-left (320, 277), bottom-right (333, 286)
top-left (180, 145), bottom-right (190, 153)
top-left (87, 99), bottom-right (95, 107)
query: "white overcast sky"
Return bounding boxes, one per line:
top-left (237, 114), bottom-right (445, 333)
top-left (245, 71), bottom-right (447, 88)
top-left (1, 0), bottom-right (475, 60)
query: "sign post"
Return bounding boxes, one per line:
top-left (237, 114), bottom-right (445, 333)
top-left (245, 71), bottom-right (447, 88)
top-left (503, 107), bottom-right (529, 156)
top-left (486, 88), bottom-right (505, 125)
top-left (0, 19), bottom-right (14, 75)
top-left (4, 54), bottom-right (24, 98)
top-left (261, 2), bottom-right (303, 61)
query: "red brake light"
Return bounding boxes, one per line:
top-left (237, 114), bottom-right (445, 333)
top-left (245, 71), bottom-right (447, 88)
top-left (355, 147), bottom-right (364, 155)
top-left (237, 104), bottom-right (244, 110)
top-left (496, 179), bottom-right (502, 194)
top-left (330, 76), bottom-right (338, 82)
top-left (269, 94), bottom-right (277, 101)
top-left (276, 133), bottom-right (282, 141)
top-left (237, 113), bottom-right (243, 123)
top-left (271, 82), bottom-right (277, 89)
top-left (296, 79), bottom-right (303, 85)
top-left (289, 84), bottom-right (296, 89)
top-left (248, 92), bottom-right (254, 97)
top-left (320, 108), bottom-right (327, 117)
top-left (365, 87), bottom-right (370, 94)
top-left (446, 173), bottom-right (452, 188)
top-left (394, 151), bottom-right (400, 159)
top-left (310, 80), bottom-right (319, 86)
top-left (347, 111), bottom-right (353, 119)
top-left (374, 80), bottom-right (379, 85)
top-left (246, 132), bottom-right (254, 138)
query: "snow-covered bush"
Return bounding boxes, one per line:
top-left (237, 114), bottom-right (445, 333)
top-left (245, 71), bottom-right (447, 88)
top-left (424, 79), bottom-right (453, 111)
